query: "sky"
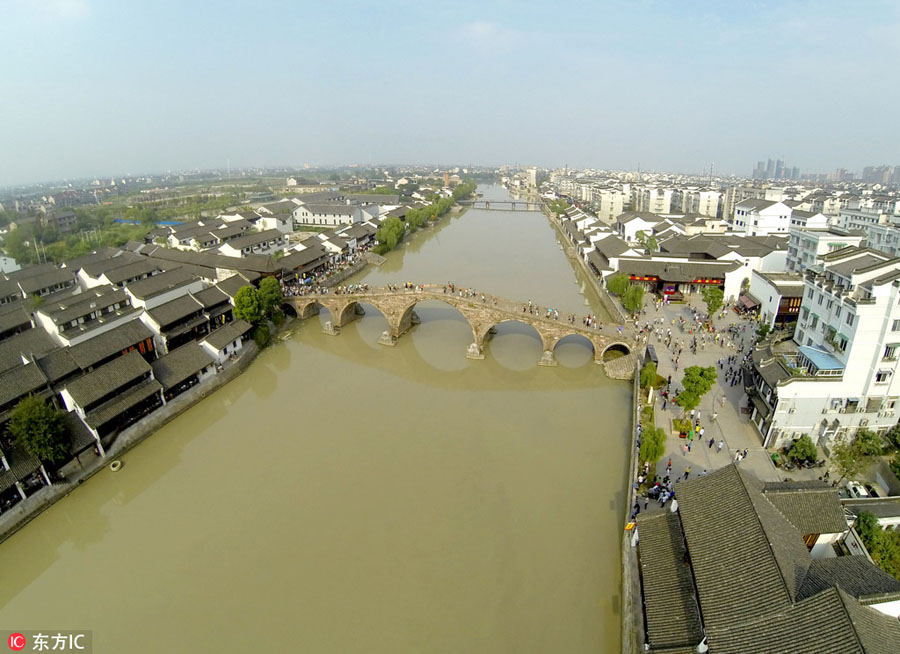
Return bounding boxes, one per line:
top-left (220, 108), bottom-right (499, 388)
top-left (1, 0), bottom-right (899, 185)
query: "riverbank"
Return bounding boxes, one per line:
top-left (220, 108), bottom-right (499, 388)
top-left (0, 341), bottom-right (261, 545)
top-left (541, 204), bottom-right (625, 324)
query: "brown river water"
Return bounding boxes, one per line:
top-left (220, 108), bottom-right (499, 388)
top-left (0, 186), bottom-right (630, 652)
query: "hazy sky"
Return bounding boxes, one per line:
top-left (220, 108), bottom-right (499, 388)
top-left (2, 0), bottom-right (899, 185)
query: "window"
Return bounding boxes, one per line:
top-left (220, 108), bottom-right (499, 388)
top-left (795, 329), bottom-right (805, 343)
top-left (817, 294), bottom-right (823, 305)
top-left (836, 336), bottom-right (848, 352)
top-left (810, 316), bottom-right (818, 329)
top-left (835, 307), bottom-right (842, 318)
top-left (885, 345), bottom-right (898, 360)
top-left (827, 300), bottom-right (833, 310)
top-left (845, 313), bottom-right (855, 326)
top-left (807, 288), bottom-right (814, 299)
top-left (806, 338), bottom-right (813, 346)
top-left (893, 319), bottom-right (900, 331)
top-left (801, 307), bottom-right (810, 320)
top-left (876, 370), bottom-right (892, 384)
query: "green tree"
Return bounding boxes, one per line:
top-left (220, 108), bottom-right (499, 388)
top-left (701, 286), bottom-right (724, 316)
top-left (756, 324), bottom-right (771, 339)
top-left (639, 425), bottom-right (666, 466)
top-left (855, 427), bottom-right (885, 456)
top-left (607, 273), bottom-right (629, 296)
top-left (674, 366), bottom-right (718, 414)
top-left (885, 423), bottom-right (900, 452)
top-left (855, 511), bottom-right (900, 580)
top-left (623, 284), bottom-right (644, 314)
top-left (252, 324), bottom-right (272, 348)
top-left (7, 396), bottom-right (71, 464)
top-left (375, 216), bottom-right (405, 252)
top-left (233, 285), bottom-right (263, 324)
top-left (831, 439), bottom-right (866, 484)
top-left (640, 361), bottom-right (658, 389)
top-left (787, 434), bottom-right (818, 462)
top-left (257, 277), bottom-right (283, 318)
top-left (635, 231), bottom-right (658, 253)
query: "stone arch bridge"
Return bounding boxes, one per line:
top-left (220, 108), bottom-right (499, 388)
top-left (283, 284), bottom-right (638, 376)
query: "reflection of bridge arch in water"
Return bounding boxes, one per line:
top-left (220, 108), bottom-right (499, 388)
top-left (283, 285), bottom-right (637, 377)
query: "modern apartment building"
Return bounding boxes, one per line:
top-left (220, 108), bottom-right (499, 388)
top-left (786, 227), bottom-right (865, 274)
top-left (748, 247), bottom-right (900, 450)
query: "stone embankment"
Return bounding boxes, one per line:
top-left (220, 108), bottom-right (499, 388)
top-left (541, 204), bottom-right (627, 325)
top-left (0, 342), bottom-right (261, 544)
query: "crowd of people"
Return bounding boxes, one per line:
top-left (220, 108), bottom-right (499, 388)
top-left (630, 292), bottom-right (768, 520)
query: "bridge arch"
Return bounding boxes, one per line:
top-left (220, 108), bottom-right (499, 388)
top-left (281, 303), bottom-right (298, 318)
top-left (298, 300), bottom-right (336, 324)
top-left (600, 341), bottom-right (632, 361)
top-left (394, 297), bottom-right (476, 342)
top-left (551, 332), bottom-right (596, 354)
top-left (476, 318), bottom-right (551, 353)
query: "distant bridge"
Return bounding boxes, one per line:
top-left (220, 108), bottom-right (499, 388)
top-left (459, 200), bottom-right (542, 212)
top-left (282, 284), bottom-right (637, 376)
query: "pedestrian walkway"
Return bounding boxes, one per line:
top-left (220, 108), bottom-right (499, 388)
top-left (630, 294), bottom-right (784, 519)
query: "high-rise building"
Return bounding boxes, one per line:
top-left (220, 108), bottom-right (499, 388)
top-left (766, 159), bottom-right (775, 179)
top-left (774, 159), bottom-right (784, 179)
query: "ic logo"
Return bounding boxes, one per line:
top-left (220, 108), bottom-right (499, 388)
top-left (7, 633), bottom-right (26, 651)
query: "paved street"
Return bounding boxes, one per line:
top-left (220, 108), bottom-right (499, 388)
top-left (630, 293), bottom-right (822, 517)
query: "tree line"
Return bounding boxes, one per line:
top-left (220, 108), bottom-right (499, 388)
top-left (373, 181), bottom-right (476, 255)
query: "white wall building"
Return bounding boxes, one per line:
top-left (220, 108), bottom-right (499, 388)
top-left (749, 247), bottom-right (900, 451)
top-left (732, 199), bottom-right (793, 236)
top-left (786, 227), bottom-right (866, 274)
top-left (292, 203), bottom-right (360, 227)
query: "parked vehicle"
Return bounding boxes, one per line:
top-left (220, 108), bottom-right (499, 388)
top-left (846, 481), bottom-right (870, 499)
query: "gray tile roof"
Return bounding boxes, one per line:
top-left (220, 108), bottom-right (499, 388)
top-left (61, 247), bottom-right (123, 273)
top-left (100, 258), bottom-right (163, 284)
top-left (636, 511), bottom-right (703, 651)
top-left (16, 268), bottom-right (76, 295)
top-left (151, 342), bottom-right (214, 389)
top-left (0, 277), bottom-right (23, 301)
top-left (0, 443), bottom-right (41, 493)
top-left (64, 350), bottom-right (150, 409)
top-left (676, 465), bottom-right (797, 627)
top-left (842, 497), bottom-right (900, 521)
top-left (0, 305), bottom-right (31, 334)
top-left (202, 319), bottom-right (251, 350)
top-left (799, 556), bottom-right (900, 602)
top-left (33, 347), bottom-right (80, 383)
top-left (67, 319), bottom-right (154, 370)
top-left (667, 464), bottom-right (900, 653)
top-left (125, 267), bottom-right (196, 300)
top-left (215, 275), bottom-right (254, 299)
top-left (0, 329), bottom-right (58, 373)
top-left (0, 363), bottom-right (48, 409)
top-left (616, 258), bottom-right (741, 283)
top-left (222, 229), bottom-right (284, 251)
top-left (83, 377), bottom-right (161, 429)
top-left (147, 294), bottom-right (204, 329)
top-left (762, 484), bottom-right (849, 534)
top-left (38, 286), bottom-right (130, 326)
top-left (193, 286), bottom-right (229, 309)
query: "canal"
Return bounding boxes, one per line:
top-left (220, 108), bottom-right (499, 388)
top-left (0, 185), bottom-right (630, 652)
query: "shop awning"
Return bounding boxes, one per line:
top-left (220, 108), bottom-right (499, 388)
top-left (739, 294), bottom-right (759, 309)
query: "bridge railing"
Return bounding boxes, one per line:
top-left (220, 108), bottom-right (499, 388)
top-left (286, 283), bottom-right (634, 341)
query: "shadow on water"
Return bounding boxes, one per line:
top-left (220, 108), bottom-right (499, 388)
top-left (285, 307), bottom-right (624, 393)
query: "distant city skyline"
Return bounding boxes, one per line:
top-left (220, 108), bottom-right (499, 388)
top-left (2, 0), bottom-right (899, 186)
